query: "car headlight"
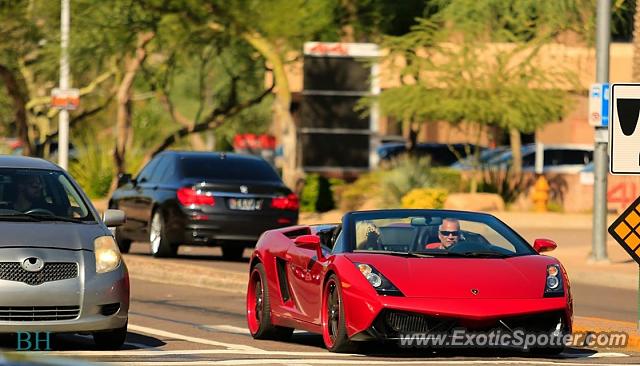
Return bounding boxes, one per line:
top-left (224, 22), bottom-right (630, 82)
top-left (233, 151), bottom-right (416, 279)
top-left (94, 236), bottom-right (122, 273)
top-left (354, 263), bottom-right (403, 296)
top-left (544, 264), bottom-right (564, 297)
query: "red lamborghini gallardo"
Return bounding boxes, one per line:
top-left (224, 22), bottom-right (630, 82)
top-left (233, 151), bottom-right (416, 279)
top-left (246, 210), bottom-right (572, 353)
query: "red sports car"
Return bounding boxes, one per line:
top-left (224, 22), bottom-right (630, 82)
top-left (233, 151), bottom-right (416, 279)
top-left (246, 209), bottom-right (572, 353)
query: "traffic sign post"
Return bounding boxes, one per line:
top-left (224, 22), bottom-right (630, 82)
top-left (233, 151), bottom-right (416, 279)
top-left (608, 83), bottom-right (640, 330)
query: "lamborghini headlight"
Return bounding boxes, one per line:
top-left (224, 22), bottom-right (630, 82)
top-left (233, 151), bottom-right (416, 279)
top-left (94, 236), bottom-right (122, 273)
top-left (354, 262), bottom-right (403, 296)
top-left (544, 264), bottom-right (564, 297)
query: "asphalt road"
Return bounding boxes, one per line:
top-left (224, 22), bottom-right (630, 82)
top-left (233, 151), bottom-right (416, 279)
top-left (1, 227), bottom-right (638, 365)
top-left (3, 277), bottom-right (634, 366)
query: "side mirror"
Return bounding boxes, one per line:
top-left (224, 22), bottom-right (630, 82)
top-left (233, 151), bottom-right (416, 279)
top-left (533, 238), bottom-right (557, 253)
top-left (294, 234), bottom-right (321, 248)
top-left (294, 234), bottom-right (323, 259)
top-left (103, 209), bottom-right (126, 227)
top-left (117, 173), bottom-right (133, 188)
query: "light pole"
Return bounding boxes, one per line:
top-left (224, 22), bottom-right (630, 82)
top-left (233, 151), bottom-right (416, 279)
top-left (58, 0), bottom-right (70, 170)
top-left (591, 0), bottom-right (610, 262)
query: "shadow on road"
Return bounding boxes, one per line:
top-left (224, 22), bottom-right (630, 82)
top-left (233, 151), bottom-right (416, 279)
top-left (0, 331), bottom-right (166, 351)
top-left (286, 333), bottom-right (599, 360)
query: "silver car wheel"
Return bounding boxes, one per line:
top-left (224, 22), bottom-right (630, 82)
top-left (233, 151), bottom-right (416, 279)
top-left (150, 213), bottom-right (162, 254)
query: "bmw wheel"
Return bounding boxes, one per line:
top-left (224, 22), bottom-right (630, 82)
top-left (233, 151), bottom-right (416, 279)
top-left (149, 211), bottom-right (177, 258)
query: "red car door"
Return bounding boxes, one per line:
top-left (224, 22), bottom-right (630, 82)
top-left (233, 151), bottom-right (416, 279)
top-left (285, 244), bottom-right (325, 325)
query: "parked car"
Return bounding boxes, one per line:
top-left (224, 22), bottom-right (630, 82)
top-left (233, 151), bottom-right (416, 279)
top-left (450, 146), bottom-right (510, 170)
top-left (247, 209), bottom-right (570, 353)
top-left (486, 144), bottom-right (593, 173)
top-left (109, 151), bottom-right (299, 260)
top-left (0, 156), bottom-right (129, 349)
top-left (377, 142), bottom-right (484, 166)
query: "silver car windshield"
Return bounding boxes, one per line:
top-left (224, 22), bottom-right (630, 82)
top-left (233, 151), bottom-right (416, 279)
top-left (0, 168), bottom-right (93, 221)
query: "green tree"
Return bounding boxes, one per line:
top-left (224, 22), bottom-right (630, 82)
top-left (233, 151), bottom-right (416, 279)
top-left (375, 1), bottom-right (592, 190)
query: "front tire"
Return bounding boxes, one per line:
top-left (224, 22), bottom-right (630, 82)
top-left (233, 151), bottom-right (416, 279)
top-left (93, 322), bottom-right (128, 350)
top-left (322, 274), bottom-right (354, 352)
top-left (247, 263), bottom-right (293, 340)
top-left (150, 211), bottom-right (177, 258)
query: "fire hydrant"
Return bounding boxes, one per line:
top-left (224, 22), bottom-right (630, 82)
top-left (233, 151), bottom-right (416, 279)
top-left (531, 175), bottom-right (550, 212)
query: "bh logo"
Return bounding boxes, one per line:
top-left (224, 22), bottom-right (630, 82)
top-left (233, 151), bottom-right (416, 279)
top-left (16, 332), bottom-right (51, 351)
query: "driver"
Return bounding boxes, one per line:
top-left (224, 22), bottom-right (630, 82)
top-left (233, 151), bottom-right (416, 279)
top-left (14, 175), bottom-right (49, 212)
top-left (425, 218), bottom-right (461, 249)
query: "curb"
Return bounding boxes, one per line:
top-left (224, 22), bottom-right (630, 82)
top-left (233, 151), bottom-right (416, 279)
top-left (573, 316), bottom-right (640, 351)
top-left (124, 255), bottom-right (247, 295)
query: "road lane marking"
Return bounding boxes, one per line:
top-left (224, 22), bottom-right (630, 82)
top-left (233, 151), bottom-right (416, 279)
top-left (128, 323), bottom-right (261, 352)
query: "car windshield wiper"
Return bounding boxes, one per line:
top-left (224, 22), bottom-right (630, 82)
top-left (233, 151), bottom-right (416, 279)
top-left (455, 251), bottom-right (510, 258)
top-left (0, 210), bottom-right (83, 223)
top-left (23, 213), bottom-right (84, 223)
top-left (414, 250), bottom-right (510, 258)
top-left (353, 250), bottom-right (434, 258)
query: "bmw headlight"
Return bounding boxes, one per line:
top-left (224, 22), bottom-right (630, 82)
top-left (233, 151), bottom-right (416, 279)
top-left (544, 264), bottom-right (564, 297)
top-left (94, 236), bottom-right (122, 273)
top-left (354, 263), bottom-right (403, 296)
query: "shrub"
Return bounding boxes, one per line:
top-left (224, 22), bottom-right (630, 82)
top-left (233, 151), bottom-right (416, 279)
top-left (339, 172), bottom-right (382, 211)
top-left (431, 167), bottom-right (463, 192)
top-left (477, 166), bottom-right (529, 204)
top-left (300, 174), bottom-right (338, 213)
top-left (381, 156), bottom-right (435, 206)
top-left (69, 144), bottom-right (114, 199)
top-left (401, 188), bottom-right (448, 209)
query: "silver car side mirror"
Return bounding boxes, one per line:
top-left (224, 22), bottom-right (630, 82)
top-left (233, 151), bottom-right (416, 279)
top-left (103, 209), bottom-right (126, 227)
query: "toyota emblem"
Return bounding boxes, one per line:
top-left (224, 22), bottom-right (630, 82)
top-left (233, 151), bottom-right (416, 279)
top-left (240, 185), bottom-right (248, 194)
top-left (21, 257), bottom-right (44, 272)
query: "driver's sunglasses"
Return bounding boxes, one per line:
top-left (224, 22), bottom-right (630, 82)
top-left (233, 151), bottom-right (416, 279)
top-left (440, 230), bottom-right (460, 237)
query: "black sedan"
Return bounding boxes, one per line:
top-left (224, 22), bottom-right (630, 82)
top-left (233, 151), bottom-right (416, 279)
top-left (109, 151), bottom-right (299, 260)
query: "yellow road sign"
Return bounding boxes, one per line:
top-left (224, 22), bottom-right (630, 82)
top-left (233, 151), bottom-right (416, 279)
top-left (608, 195), bottom-right (640, 263)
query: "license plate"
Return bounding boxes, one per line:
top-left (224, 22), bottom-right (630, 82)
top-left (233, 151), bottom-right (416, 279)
top-left (228, 198), bottom-right (262, 211)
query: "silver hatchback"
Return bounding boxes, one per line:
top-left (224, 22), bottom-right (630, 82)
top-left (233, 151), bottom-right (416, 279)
top-left (0, 157), bottom-right (129, 349)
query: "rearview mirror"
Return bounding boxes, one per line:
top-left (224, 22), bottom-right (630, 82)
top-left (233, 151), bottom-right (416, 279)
top-left (117, 173), bottom-right (133, 188)
top-left (533, 238), bottom-right (557, 253)
top-left (103, 209), bottom-right (126, 227)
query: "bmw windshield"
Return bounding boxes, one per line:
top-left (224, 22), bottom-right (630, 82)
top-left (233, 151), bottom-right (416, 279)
top-left (343, 211), bottom-right (536, 257)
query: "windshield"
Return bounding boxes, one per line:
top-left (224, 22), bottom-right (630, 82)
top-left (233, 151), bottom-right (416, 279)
top-left (0, 168), bottom-right (94, 222)
top-left (347, 211), bottom-right (535, 257)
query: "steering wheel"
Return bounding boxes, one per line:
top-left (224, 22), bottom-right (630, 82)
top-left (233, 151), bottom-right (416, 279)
top-left (25, 208), bottom-right (55, 216)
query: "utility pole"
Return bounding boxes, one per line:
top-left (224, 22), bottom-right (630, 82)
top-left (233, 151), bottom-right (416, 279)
top-left (592, 0), bottom-right (610, 262)
top-left (58, 0), bottom-right (70, 170)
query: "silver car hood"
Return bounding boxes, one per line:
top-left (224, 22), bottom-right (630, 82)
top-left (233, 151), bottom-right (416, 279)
top-left (0, 222), bottom-right (105, 251)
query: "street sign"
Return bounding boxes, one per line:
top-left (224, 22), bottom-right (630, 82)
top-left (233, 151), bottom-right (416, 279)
top-left (610, 83), bottom-right (640, 175)
top-left (608, 195), bottom-right (640, 264)
top-left (589, 83), bottom-right (609, 127)
top-left (51, 88), bottom-right (80, 110)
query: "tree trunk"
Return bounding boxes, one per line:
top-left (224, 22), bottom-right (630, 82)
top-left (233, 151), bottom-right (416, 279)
top-left (509, 127), bottom-right (522, 176)
top-left (243, 32), bottom-right (301, 189)
top-left (113, 32), bottom-right (155, 177)
top-left (633, 2), bottom-right (640, 81)
top-left (0, 65), bottom-right (33, 156)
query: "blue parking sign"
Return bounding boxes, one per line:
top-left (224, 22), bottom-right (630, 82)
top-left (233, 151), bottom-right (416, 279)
top-left (589, 83), bottom-right (609, 127)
